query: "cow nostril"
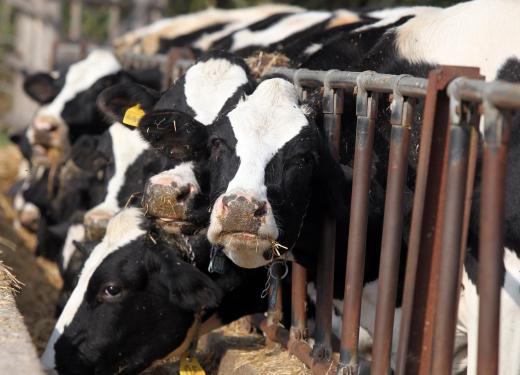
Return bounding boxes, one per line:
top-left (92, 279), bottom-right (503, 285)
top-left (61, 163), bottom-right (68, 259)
top-left (176, 186), bottom-right (191, 202)
top-left (254, 202), bottom-right (268, 217)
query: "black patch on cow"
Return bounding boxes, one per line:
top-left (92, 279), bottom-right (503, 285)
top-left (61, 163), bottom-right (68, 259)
top-left (23, 72), bottom-right (66, 104)
top-left (157, 22), bottom-right (228, 54)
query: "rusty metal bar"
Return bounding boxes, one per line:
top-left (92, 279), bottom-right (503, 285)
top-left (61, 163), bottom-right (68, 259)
top-left (477, 101), bottom-right (510, 375)
top-left (395, 66), bottom-right (482, 375)
top-left (268, 68), bottom-right (429, 98)
top-left (371, 77), bottom-right (415, 374)
top-left (250, 314), bottom-right (337, 375)
top-left (430, 92), bottom-right (472, 374)
top-left (338, 73), bottom-right (378, 373)
top-left (445, 77), bottom-right (520, 110)
top-left (312, 80), bottom-right (343, 363)
top-left (290, 262), bottom-right (307, 340)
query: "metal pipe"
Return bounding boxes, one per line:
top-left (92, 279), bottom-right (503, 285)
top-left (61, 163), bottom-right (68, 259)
top-left (448, 77), bottom-right (520, 110)
top-left (269, 68), bottom-right (429, 98)
top-left (290, 262), bottom-right (307, 340)
top-left (477, 103), bottom-right (510, 375)
top-left (431, 113), bottom-right (471, 374)
top-left (312, 84), bottom-right (343, 362)
top-left (339, 73), bottom-right (378, 372)
top-left (371, 90), bottom-right (415, 373)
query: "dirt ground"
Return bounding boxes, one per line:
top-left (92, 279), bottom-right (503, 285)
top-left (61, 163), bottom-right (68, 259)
top-left (0, 143), bottom-right (312, 374)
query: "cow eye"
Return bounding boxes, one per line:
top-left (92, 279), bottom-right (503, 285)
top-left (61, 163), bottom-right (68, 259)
top-left (99, 282), bottom-right (123, 302)
top-left (210, 138), bottom-right (223, 149)
top-left (290, 154), bottom-right (314, 169)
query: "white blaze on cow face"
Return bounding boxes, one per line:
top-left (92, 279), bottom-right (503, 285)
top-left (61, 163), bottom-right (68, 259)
top-left (395, 0), bottom-right (520, 80)
top-left (207, 79), bottom-right (309, 268)
top-left (184, 58), bottom-right (249, 125)
top-left (86, 122), bottom-right (149, 218)
top-left (230, 11), bottom-right (332, 52)
top-left (61, 224), bottom-right (86, 271)
top-left (41, 208), bottom-right (146, 370)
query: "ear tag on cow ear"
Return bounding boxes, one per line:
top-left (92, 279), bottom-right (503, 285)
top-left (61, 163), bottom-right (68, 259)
top-left (180, 354), bottom-right (205, 375)
top-left (122, 104), bottom-right (145, 127)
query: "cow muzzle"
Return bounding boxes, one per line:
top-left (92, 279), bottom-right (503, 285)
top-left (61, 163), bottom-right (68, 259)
top-left (207, 191), bottom-right (279, 268)
top-left (143, 172), bottom-right (199, 235)
top-left (30, 116), bottom-right (68, 166)
top-left (84, 209), bottom-right (113, 241)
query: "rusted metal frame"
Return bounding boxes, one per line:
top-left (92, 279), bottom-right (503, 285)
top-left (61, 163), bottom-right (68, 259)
top-left (250, 314), bottom-right (336, 375)
top-left (477, 99), bottom-right (510, 375)
top-left (395, 66), bottom-right (482, 375)
top-left (430, 84), bottom-right (475, 375)
top-left (268, 67), bottom-right (428, 98)
top-left (290, 263), bottom-right (308, 340)
top-left (338, 72), bottom-right (379, 373)
top-left (445, 77), bottom-right (520, 110)
top-left (119, 51), bottom-right (167, 72)
top-left (371, 75), bottom-right (415, 375)
top-left (311, 72), bottom-right (344, 364)
top-left (163, 48), bottom-right (195, 88)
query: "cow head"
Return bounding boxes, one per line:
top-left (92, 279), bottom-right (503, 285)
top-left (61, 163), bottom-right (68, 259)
top-left (42, 208), bottom-right (222, 375)
top-left (97, 52), bottom-right (254, 235)
top-left (206, 78), bottom-right (347, 268)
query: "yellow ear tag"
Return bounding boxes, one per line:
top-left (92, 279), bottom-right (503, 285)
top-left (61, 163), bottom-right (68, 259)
top-left (122, 104), bottom-right (145, 127)
top-left (180, 354), bottom-right (206, 375)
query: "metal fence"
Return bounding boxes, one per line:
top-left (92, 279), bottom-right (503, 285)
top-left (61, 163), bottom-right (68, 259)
top-left (242, 65), bottom-right (517, 375)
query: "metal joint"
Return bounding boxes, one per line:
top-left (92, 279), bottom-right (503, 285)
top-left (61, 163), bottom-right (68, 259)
top-left (447, 77), bottom-right (471, 126)
top-left (356, 71), bottom-right (377, 118)
top-left (293, 69), bottom-right (306, 99)
top-left (390, 74), bottom-right (412, 126)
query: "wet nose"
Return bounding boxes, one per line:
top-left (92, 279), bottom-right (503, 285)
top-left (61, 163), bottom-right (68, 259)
top-left (84, 209), bottom-right (112, 241)
top-left (32, 118), bottom-right (59, 144)
top-left (143, 173), bottom-right (197, 218)
top-left (216, 193), bottom-right (270, 232)
top-left (18, 203), bottom-right (40, 231)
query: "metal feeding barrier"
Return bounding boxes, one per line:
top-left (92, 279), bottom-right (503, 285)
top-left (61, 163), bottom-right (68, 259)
top-left (248, 65), bottom-right (520, 375)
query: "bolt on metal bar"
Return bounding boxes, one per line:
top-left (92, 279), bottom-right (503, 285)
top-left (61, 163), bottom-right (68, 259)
top-left (311, 79), bottom-right (344, 363)
top-left (268, 67), bottom-right (429, 98)
top-left (430, 87), bottom-right (474, 375)
top-left (339, 72), bottom-right (379, 373)
top-left (371, 75), bottom-right (415, 375)
top-left (477, 100), bottom-right (510, 375)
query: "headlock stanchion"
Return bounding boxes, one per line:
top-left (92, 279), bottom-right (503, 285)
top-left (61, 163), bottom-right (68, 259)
top-left (370, 75), bottom-right (415, 375)
top-left (245, 65), bottom-right (519, 375)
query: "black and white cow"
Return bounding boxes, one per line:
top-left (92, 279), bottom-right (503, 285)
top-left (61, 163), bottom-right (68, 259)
top-left (41, 207), bottom-right (268, 375)
top-left (97, 51), bottom-right (255, 234)
top-left (22, 49), bottom-right (161, 166)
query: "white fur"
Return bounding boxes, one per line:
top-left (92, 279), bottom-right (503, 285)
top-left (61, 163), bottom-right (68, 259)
top-left (395, 0), bottom-right (520, 80)
top-left (225, 78), bottom-right (308, 197)
top-left (184, 58), bottom-right (249, 125)
top-left (459, 247), bottom-right (520, 375)
top-left (61, 224), bottom-right (85, 271)
top-left (304, 43), bottom-right (322, 56)
top-left (117, 5), bottom-right (303, 54)
top-left (87, 122), bottom-right (149, 217)
top-left (41, 208), bottom-right (146, 370)
top-left (193, 5), bottom-right (304, 51)
top-left (354, 6), bottom-right (439, 33)
top-left (150, 162), bottom-right (200, 192)
top-left (230, 11), bottom-right (332, 52)
top-left (37, 50), bottom-right (121, 121)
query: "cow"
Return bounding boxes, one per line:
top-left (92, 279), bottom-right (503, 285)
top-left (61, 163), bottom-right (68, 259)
top-left (113, 4), bottom-right (303, 55)
top-left (22, 49), bottom-right (162, 167)
top-left (41, 207), bottom-right (268, 375)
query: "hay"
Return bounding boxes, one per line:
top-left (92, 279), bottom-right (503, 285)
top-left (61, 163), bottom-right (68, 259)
top-left (245, 52), bottom-right (291, 80)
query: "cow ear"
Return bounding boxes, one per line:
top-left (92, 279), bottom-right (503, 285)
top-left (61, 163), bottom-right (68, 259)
top-left (97, 83), bottom-right (160, 125)
top-left (151, 251), bottom-right (223, 311)
top-left (23, 73), bottom-right (60, 104)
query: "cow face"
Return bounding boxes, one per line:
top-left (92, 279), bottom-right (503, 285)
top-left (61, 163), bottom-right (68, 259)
top-left (23, 50), bottom-right (123, 165)
top-left (42, 208), bottom-right (222, 375)
top-left (206, 78), bottom-right (346, 268)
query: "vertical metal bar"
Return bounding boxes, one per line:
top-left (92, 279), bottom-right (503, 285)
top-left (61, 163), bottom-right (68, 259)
top-left (477, 103), bottom-right (510, 375)
top-left (430, 96), bottom-right (472, 374)
top-left (395, 66), bottom-right (482, 375)
top-left (69, 0), bottom-right (82, 40)
top-left (312, 82), bottom-right (343, 363)
top-left (371, 90), bottom-right (415, 373)
top-left (339, 73), bottom-right (378, 372)
top-left (290, 263), bottom-right (307, 340)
